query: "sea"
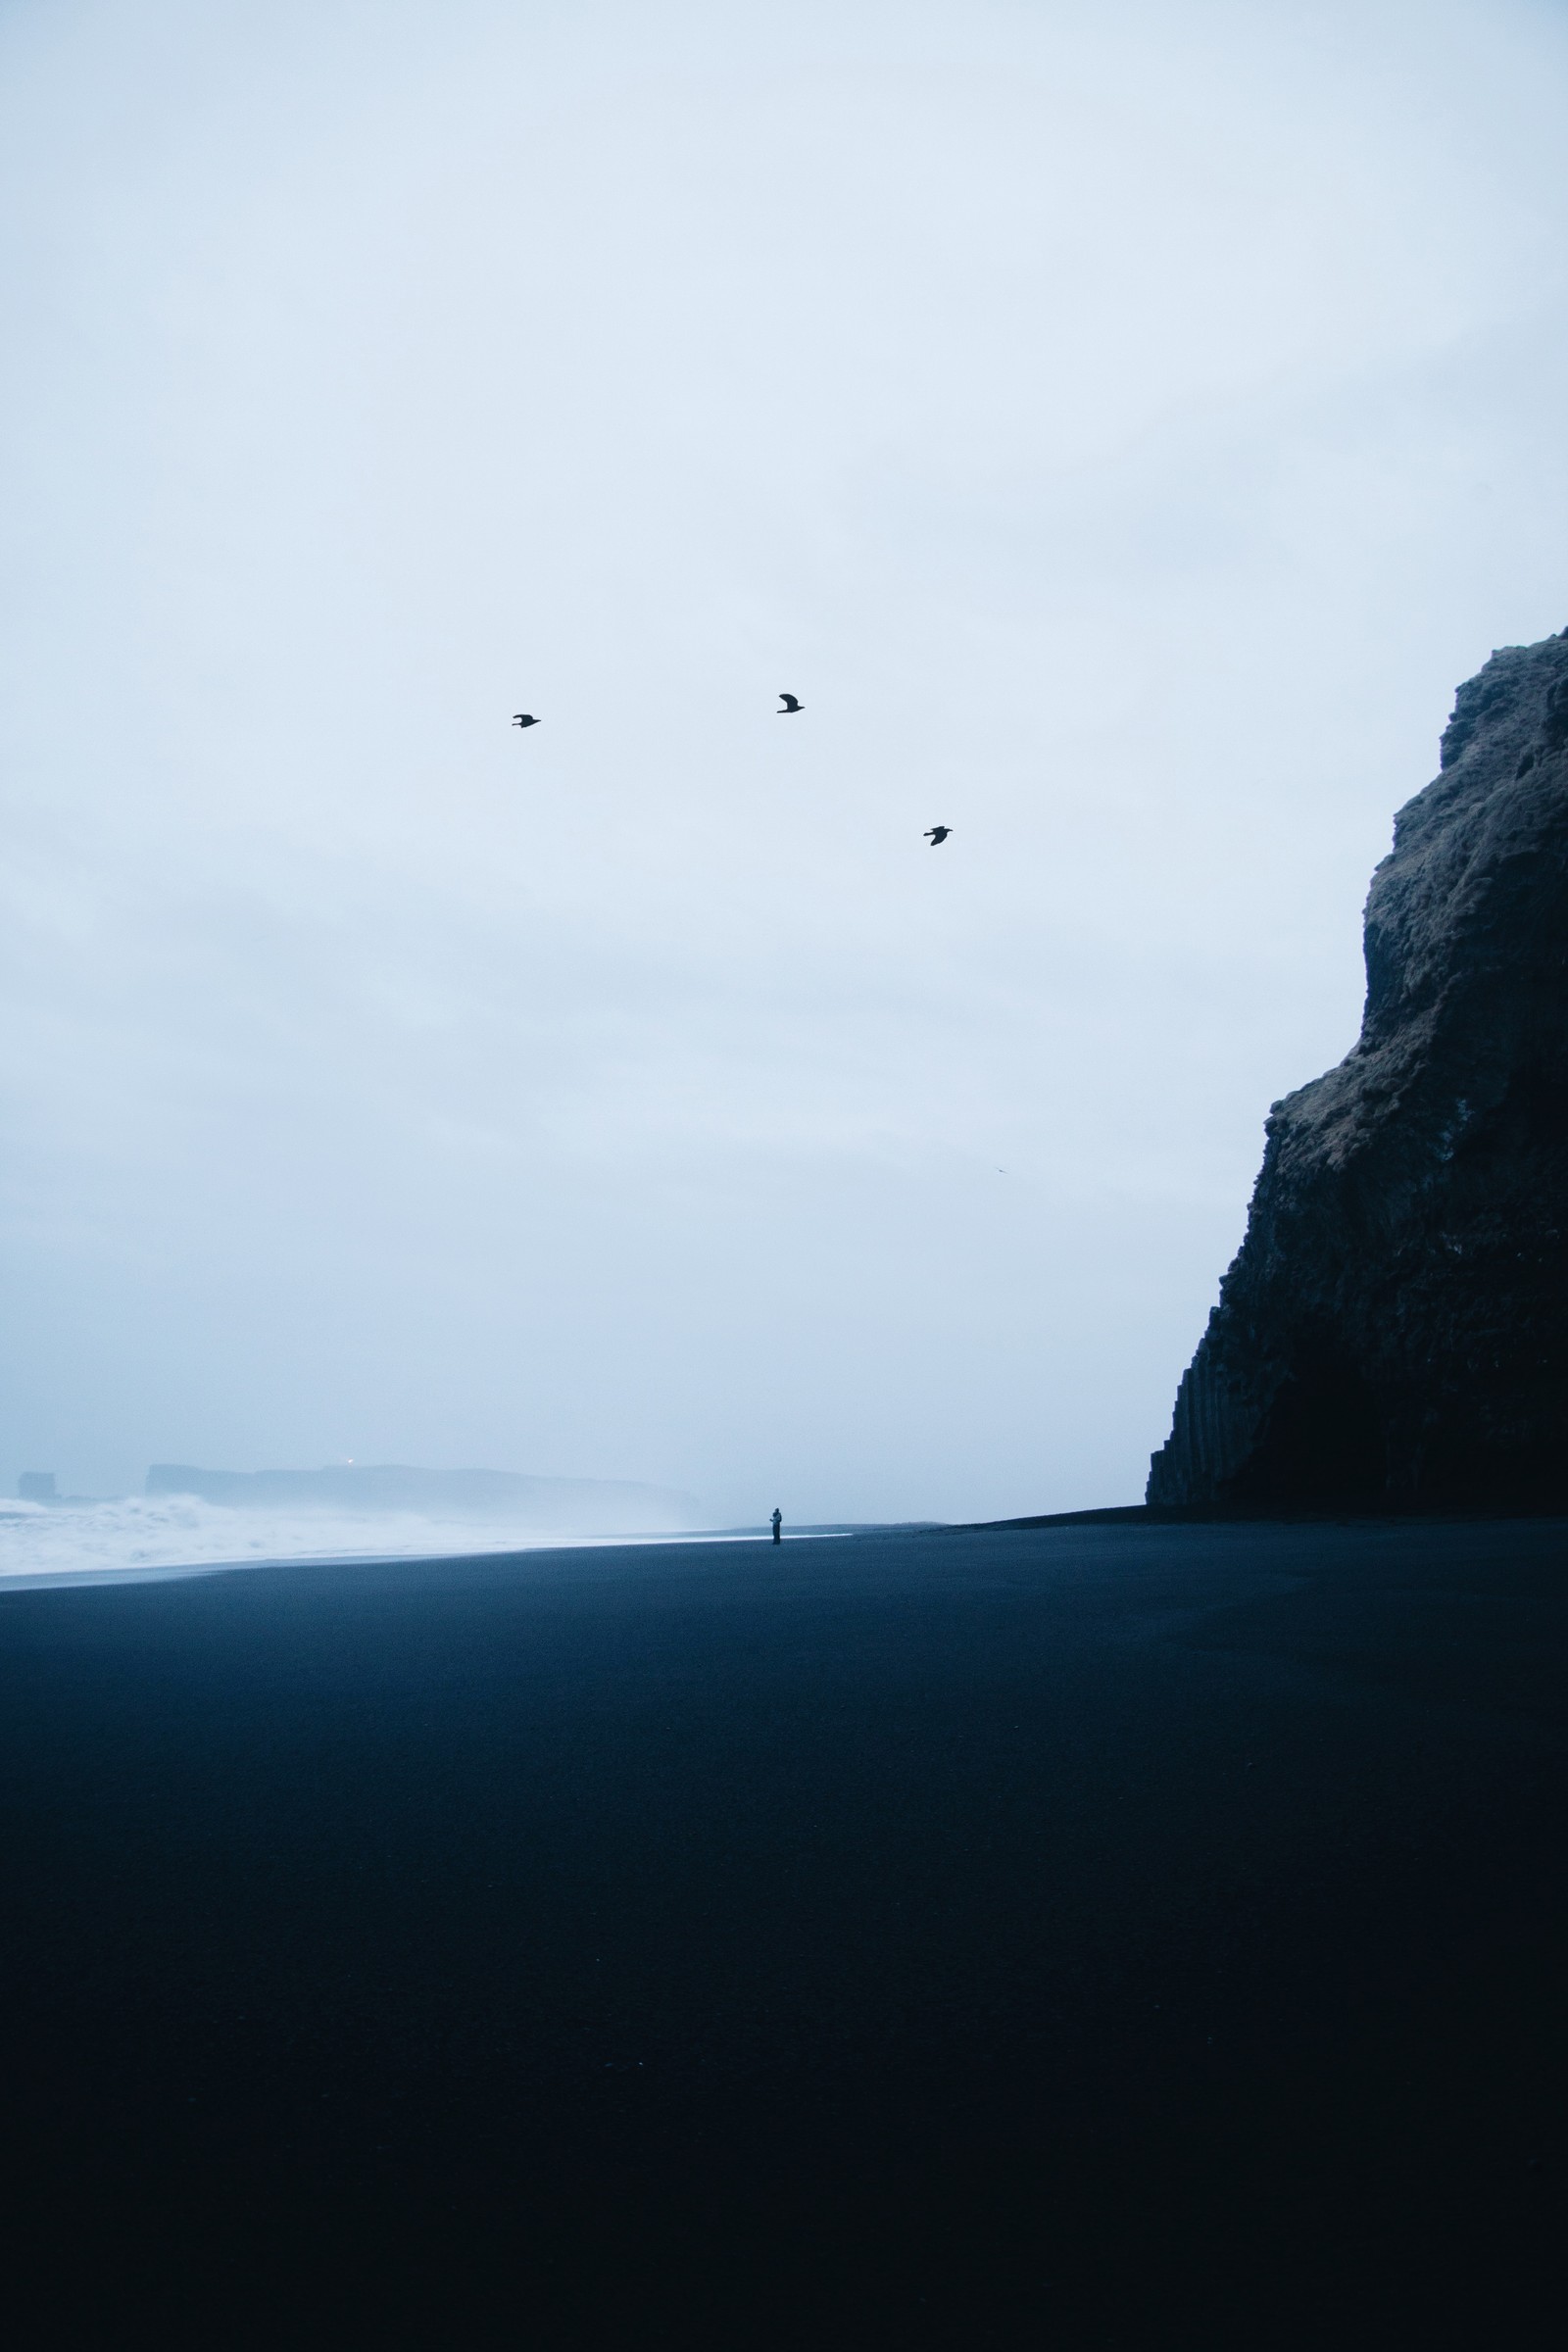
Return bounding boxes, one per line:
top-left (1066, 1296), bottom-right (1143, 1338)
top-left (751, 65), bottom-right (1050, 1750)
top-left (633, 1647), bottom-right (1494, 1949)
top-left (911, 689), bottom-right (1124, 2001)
top-left (0, 1492), bottom-right (717, 1586)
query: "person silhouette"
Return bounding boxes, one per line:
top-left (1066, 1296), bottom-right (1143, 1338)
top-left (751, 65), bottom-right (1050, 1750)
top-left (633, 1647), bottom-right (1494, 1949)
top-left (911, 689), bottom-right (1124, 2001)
top-left (770, 1507), bottom-right (782, 1546)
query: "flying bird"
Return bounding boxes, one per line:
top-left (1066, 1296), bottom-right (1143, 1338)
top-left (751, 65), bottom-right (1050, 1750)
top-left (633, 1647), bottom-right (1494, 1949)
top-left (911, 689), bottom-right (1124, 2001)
top-left (512, 712), bottom-right (538, 729)
top-left (777, 693), bottom-right (802, 714)
top-left (925, 825), bottom-right (952, 846)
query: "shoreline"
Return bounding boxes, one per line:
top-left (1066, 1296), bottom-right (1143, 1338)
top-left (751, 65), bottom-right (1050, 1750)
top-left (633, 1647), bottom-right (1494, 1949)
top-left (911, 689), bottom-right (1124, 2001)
top-left (0, 1519), bottom-right (905, 1594)
top-left (7, 1498), bottom-right (1561, 1592)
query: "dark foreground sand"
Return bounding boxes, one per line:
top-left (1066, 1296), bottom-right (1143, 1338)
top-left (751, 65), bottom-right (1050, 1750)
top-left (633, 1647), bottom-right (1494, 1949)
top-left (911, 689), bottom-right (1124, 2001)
top-left (2, 1519), bottom-right (1565, 2347)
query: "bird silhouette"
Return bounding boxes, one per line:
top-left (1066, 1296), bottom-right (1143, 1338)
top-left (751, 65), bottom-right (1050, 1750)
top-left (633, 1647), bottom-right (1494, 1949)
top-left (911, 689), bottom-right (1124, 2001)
top-left (925, 825), bottom-right (952, 846)
top-left (777, 693), bottom-right (802, 714)
top-left (512, 712), bottom-right (538, 729)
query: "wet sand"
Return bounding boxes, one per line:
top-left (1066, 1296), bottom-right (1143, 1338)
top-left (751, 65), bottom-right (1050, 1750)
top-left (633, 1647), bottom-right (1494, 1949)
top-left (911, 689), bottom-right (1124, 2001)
top-left (2, 1518), bottom-right (1565, 2345)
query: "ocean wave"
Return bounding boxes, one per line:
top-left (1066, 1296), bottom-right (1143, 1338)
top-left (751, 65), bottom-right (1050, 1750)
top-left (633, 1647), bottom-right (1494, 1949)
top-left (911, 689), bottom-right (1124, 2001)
top-left (0, 1494), bottom-right (665, 1583)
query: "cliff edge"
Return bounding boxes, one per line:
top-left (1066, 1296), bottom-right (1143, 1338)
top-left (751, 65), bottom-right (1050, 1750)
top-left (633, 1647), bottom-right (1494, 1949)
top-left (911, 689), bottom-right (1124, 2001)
top-left (1148, 628), bottom-right (1568, 1511)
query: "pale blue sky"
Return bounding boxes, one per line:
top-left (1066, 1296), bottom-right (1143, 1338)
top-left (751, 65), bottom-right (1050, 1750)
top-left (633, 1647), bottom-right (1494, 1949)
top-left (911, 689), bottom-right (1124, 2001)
top-left (3, 0), bottom-right (1566, 1519)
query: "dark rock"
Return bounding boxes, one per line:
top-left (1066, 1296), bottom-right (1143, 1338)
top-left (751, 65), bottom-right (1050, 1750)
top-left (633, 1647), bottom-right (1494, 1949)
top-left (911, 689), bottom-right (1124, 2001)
top-left (1148, 627), bottom-right (1568, 1512)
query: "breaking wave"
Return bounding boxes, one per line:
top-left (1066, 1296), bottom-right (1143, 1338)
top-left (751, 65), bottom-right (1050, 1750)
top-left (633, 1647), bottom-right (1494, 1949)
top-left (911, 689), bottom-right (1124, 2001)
top-left (0, 1493), bottom-right (696, 1584)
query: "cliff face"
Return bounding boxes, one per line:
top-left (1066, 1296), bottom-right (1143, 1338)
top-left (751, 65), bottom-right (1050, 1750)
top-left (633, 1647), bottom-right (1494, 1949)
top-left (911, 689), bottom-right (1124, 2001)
top-left (1148, 628), bottom-right (1568, 1512)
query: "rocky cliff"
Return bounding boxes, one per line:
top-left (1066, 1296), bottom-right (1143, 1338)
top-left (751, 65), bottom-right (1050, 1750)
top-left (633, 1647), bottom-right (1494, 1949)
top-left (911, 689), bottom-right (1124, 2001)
top-left (1148, 628), bottom-right (1568, 1512)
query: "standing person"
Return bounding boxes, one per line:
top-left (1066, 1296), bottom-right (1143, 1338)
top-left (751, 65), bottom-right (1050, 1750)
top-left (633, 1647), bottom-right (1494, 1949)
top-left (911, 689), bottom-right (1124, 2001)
top-left (770, 1507), bottom-right (782, 1546)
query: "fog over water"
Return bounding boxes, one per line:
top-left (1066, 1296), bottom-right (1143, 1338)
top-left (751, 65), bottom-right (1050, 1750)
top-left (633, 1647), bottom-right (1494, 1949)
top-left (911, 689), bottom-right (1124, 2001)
top-left (3, 0), bottom-right (1566, 1541)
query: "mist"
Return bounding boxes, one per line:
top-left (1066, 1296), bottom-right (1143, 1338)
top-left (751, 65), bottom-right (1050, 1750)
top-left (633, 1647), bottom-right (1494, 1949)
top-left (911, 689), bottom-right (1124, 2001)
top-left (3, 0), bottom-right (1566, 1527)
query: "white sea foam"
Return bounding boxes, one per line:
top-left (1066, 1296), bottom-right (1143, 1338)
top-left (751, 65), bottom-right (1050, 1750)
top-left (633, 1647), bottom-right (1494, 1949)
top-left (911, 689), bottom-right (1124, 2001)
top-left (0, 1494), bottom-right (697, 1585)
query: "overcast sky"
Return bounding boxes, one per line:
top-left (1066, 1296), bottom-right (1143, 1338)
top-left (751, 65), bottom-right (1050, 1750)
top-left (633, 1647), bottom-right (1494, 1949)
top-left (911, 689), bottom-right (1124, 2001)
top-left (2, 0), bottom-right (1565, 1523)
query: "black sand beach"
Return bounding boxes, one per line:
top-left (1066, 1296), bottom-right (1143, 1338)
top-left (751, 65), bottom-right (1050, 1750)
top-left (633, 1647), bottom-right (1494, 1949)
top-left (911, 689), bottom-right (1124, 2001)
top-left (3, 1519), bottom-right (1565, 2346)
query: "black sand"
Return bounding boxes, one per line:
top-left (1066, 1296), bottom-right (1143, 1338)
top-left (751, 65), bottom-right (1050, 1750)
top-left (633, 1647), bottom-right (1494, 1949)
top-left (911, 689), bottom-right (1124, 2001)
top-left (3, 1519), bottom-right (1565, 2346)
